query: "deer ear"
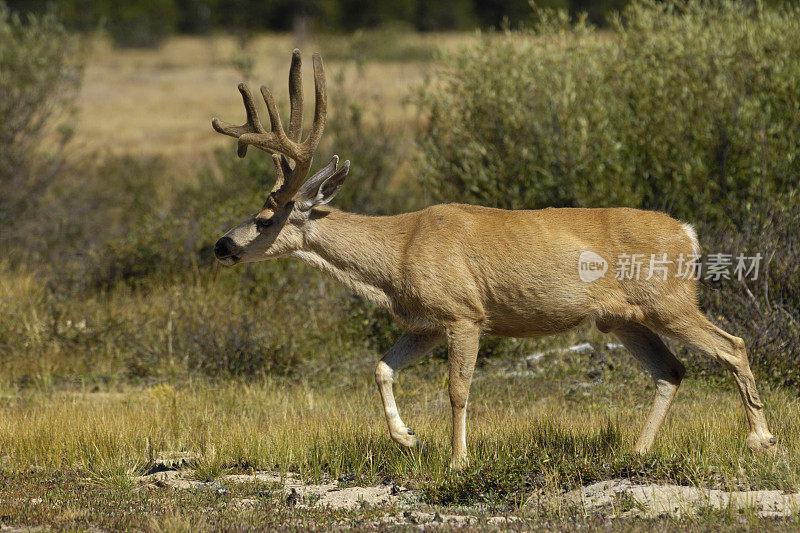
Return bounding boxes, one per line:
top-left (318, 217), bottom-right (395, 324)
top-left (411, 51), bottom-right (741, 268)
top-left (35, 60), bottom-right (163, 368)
top-left (297, 160), bottom-right (350, 211)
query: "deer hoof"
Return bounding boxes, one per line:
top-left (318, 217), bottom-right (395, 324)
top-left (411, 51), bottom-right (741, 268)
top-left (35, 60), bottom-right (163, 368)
top-left (391, 428), bottom-right (418, 449)
top-left (746, 432), bottom-right (777, 452)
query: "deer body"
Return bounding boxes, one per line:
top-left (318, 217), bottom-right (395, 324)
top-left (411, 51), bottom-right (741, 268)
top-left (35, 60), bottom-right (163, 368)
top-left (212, 50), bottom-right (776, 470)
top-left (293, 204), bottom-right (695, 338)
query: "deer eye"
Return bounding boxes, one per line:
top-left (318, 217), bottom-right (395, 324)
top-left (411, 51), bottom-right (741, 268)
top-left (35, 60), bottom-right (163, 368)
top-left (255, 218), bottom-right (273, 232)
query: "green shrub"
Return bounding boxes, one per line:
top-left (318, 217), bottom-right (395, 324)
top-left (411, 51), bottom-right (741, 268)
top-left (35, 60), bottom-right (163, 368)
top-left (125, 309), bottom-right (301, 380)
top-left (320, 64), bottom-right (419, 215)
top-left (418, 0), bottom-right (800, 228)
top-left (67, 155), bottom-right (197, 290)
top-left (698, 200), bottom-right (800, 387)
top-left (0, 2), bottom-right (81, 238)
top-left (319, 27), bottom-right (436, 64)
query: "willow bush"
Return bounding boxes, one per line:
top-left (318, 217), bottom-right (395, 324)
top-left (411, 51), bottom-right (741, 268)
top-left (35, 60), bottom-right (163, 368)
top-left (0, 2), bottom-right (81, 237)
top-left (418, 0), bottom-right (800, 227)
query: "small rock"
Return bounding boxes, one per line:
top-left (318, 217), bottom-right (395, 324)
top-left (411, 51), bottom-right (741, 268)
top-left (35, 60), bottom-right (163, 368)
top-left (526, 352), bottom-right (545, 368)
top-left (142, 463), bottom-right (174, 476)
top-left (337, 472), bottom-right (356, 483)
top-left (567, 342), bottom-right (596, 354)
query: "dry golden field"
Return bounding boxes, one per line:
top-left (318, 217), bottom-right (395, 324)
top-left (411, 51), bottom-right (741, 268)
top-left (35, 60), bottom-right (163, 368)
top-left (73, 33), bottom-right (469, 163)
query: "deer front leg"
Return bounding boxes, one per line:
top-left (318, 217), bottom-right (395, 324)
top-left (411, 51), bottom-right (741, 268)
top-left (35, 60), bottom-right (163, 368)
top-left (375, 332), bottom-right (444, 449)
top-left (447, 323), bottom-right (480, 470)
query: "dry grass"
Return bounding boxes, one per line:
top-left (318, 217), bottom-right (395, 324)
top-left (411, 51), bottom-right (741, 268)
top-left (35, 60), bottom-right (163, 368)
top-left (1, 344), bottom-right (798, 487)
top-left (1, 352), bottom-right (799, 532)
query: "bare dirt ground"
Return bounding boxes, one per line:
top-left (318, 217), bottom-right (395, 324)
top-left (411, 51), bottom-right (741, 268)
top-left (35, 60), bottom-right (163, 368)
top-left (138, 469), bottom-right (517, 527)
top-left (137, 466), bottom-right (800, 525)
top-left (534, 479), bottom-right (800, 519)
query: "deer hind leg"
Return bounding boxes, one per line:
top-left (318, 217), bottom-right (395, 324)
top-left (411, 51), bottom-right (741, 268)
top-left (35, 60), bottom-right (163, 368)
top-left (375, 332), bottom-right (444, 450)
top-left (654, 311), bottom-right (775, 451)
top-left (446, 322), bottom-right (481, 470)
top-left (611, 322), bottom-right (686, 454)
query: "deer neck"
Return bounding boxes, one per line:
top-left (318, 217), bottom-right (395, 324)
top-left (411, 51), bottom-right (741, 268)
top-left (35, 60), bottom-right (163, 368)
top-left (291, 207), bottom-right (402, 310)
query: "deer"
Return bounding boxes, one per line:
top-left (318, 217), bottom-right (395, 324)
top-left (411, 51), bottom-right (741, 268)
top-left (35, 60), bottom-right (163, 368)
top-left (211, 50), bottom-right (776, 469)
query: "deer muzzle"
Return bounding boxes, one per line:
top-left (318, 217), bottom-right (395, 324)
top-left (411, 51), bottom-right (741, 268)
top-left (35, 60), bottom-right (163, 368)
top-left (214, 236), bottom-right (242, 265)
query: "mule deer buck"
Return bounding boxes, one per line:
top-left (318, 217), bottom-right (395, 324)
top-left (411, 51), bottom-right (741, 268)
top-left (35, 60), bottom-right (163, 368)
top-left (212, 50), bottom-right (775, 469)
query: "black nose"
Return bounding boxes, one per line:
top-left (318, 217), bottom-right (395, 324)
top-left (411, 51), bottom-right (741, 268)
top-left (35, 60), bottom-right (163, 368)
top-left (214, 237), bottom-right (236, 259)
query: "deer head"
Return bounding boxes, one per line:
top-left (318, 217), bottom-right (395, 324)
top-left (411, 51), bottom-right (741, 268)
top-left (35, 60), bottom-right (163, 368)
top-left (212, 50), bottom-right (350, 265)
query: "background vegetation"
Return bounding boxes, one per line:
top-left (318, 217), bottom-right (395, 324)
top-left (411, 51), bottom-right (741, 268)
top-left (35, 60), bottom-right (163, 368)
top-left (7, 0), bottom-right (643, 45)
top-left (1, 0), bottom-right (799, 528)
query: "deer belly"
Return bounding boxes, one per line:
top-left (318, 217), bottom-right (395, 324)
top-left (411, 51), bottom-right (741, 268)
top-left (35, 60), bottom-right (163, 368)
top-left (480, 280), bottom-right (595, 337)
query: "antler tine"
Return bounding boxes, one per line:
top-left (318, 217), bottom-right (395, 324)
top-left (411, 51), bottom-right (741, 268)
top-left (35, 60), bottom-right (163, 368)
top-left (267, 49), bottom-right (303, 202)
top-left (236, 85), bottom-right (294, 158)
top-left (211, 83), bottom-right (266, 140)
top-left (268, 152), bottom-right (292, 205)
top-left (287, 49), bottom-right (304, 142)
top-left (306, 53), bottom-right (327, 149)
top-left (268, 52), bottom-right (327, 206)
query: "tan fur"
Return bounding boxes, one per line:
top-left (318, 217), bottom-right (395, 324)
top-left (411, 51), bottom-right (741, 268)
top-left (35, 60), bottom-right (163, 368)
top-left (290, 205), bottom-right (691, 337)
top-left (212, 52), bottom-right (775, 470)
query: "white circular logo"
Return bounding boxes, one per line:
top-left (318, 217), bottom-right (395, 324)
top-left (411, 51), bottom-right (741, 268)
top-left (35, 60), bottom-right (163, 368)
top-left (578, 251), bottom-right (608, 282)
